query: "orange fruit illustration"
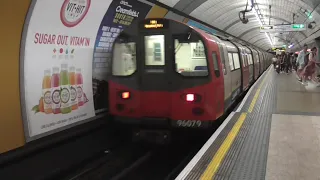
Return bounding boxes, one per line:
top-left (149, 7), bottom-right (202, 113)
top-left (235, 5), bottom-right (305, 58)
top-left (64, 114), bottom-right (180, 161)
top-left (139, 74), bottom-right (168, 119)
top-left (39, 97), bottom-right (44, 112)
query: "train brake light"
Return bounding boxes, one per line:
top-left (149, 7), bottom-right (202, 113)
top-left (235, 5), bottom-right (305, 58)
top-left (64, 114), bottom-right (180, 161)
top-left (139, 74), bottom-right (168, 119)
top-left (122, 92), bottom-right (130, 99)
top-left (186, 94), bottom-right (195, 102)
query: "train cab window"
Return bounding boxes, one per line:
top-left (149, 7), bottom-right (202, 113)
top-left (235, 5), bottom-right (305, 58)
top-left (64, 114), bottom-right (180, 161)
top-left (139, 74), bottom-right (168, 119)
top-left (112, 33), bottom-right (136, 76)
top-left (174, 32), bottom-right (208, 76)
top-left (212, 52), bottom-right (220, 77)
top-left (228, 53), bottom-right (234, 70)
top-left (232, 53), bottom-right (241, 69)
top-left (144, 35), bottom-right (165, 66)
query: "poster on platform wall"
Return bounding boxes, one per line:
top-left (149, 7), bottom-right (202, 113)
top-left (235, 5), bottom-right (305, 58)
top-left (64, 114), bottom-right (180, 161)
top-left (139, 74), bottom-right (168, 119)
top-left (22, 0), bottom-right (113, 139)
top-left (92, 0), bottom-right (153, 113)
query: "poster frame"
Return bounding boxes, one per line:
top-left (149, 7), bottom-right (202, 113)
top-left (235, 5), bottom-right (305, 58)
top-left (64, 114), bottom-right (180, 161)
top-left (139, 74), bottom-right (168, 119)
top-left (19, 0), bottom-right (107, 142)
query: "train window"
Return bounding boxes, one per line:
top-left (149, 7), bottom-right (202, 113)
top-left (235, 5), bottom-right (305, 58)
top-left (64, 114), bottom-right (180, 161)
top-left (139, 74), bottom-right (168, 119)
top-left (144, 35), bottom-right (165, 66)
top-left (217, 44), bottom-right (226, 75)
top-left (232, 53), bottom-right (241, 69)
top-left (228, 53), bottom-right (234, 70)
top-left (174, 35), bottom-right (208, 76)
top-left (248, 55), bottom-right (252, 65)
top-left (112, 34), bottom-right (136, 76)
top-left (212, 52), bottom-right (220, 77)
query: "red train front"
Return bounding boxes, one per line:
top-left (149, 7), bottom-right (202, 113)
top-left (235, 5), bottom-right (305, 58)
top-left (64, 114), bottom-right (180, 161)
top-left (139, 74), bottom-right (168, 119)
top-left (109, 18), bottom-right (225, 130)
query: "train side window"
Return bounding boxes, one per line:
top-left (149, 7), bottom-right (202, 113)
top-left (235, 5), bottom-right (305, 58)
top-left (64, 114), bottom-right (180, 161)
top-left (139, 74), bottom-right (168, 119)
top-left (217, 44), bottom-right (227, 75)
top-left (232, 53), bottom-right (241, 69)
top-left (112, 34), bottom-right (136, 76)
top-left (248, 55), bottom-right (252, 65)
top-left (144, 35), bottom-right (165, 66)
top-left (228, 53), bottom-right (234, 70)
top-left (174, 35), bottom-right (208, 76)
top-left (212, 52), bottom-right (220, 77)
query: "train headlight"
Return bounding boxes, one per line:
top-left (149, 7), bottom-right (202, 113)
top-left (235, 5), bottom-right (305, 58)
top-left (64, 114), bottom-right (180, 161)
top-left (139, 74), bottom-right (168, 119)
top-left (186, 94), bottom-right (194, 102)
top-left (183, 93), bottom-right (202, 103)
top-left (122, 91), bottom-right (130, 99)
top-left (119, 91), bottom-right (131, 100)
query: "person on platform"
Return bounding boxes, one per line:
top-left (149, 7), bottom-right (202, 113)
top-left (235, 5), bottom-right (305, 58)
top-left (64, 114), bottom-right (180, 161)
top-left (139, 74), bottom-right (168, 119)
top-left (301, 47), bottom-right (320, 86)
top-left (296, 44), bottom-right (308, 82)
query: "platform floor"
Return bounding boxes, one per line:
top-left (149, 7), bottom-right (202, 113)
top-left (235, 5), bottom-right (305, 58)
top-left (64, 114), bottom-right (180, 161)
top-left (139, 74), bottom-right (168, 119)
top-left (176, 67), bottom-right (320, 180)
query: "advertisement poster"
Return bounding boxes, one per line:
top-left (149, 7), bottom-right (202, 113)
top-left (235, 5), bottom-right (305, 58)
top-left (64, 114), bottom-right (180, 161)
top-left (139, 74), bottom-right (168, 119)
top-left (23, 0), bottom-right (111, 138)
top-left (92, 0), bottom-right (153, 113)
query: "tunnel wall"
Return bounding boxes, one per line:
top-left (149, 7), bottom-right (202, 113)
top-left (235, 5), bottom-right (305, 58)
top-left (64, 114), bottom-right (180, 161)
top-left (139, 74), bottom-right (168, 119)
top-left (1, 0), bottom-right (223, 154)
top-left (0, 0), bottom-right (31, 154)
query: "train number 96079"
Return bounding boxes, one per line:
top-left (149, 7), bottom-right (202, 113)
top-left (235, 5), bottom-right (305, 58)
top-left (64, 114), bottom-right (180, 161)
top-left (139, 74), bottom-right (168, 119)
top-left (176, 120), bottom-right (202, 128)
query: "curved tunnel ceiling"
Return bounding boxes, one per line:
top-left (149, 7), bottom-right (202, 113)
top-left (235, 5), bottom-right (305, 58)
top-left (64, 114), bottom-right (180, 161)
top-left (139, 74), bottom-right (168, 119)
top-left (159, 0), bottom-right (320, 50)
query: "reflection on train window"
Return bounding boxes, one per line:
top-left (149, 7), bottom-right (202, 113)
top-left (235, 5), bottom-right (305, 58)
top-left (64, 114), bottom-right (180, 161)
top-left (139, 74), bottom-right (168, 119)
top-left (248, 55), bottom-right (253, 65)
top-left (112, 37), bottom-right (136, 76)
top-left (242, 55), bottom-right (247, 67)
top-left (232, 53), bottom-right (241, 69)
top-left (212, 52), bottom-right (220, 77)
top-left (174, 38), bottom-right (208, 76)
top-left (228, 53), bottom-right (234, 70)
top-left (144, 35), bottom-right (165, 65)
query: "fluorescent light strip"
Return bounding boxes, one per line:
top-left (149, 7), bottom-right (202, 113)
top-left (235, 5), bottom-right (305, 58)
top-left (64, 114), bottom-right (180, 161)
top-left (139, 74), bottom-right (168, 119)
top-left (265, 32), bottom-right (273, 46)
top-left (251, 2), bottom-right (273, 47)
top-left (252, 7), bottom-right (263, 26)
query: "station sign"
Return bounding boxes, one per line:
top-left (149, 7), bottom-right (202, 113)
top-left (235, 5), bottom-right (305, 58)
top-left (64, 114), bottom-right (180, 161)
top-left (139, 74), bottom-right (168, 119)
top-left (260, 24), bottom-right (306, 33)
top-left (271, 47), bottom-right (286, 51)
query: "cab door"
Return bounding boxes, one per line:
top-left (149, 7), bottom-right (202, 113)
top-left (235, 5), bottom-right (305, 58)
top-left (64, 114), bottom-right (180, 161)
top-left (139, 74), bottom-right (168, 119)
top-left (137, 32), bottom-right (173, 117)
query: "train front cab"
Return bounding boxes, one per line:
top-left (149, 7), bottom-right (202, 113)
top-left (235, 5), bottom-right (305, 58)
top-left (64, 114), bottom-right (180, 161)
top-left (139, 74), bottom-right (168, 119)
top-left (109, 18), bottom-right (224, 129)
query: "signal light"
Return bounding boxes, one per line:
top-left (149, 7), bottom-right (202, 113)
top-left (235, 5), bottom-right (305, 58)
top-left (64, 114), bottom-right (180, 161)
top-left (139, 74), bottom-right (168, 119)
top-left (186, 94), bottom-right (195, 102)
top-left (121, 92), bottom-right (130, 99)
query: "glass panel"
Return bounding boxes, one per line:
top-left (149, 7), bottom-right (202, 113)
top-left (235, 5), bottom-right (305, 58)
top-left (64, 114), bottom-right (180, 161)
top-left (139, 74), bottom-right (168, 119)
top-left (217, 44), bottom-right (226, 74)
top-left (175, 36), bottom-right (208, 76)
top-left (228, 53), bottom-right (234, 70)
top-left (112, 34), bottom-right (136, 76)
top-left (233, 53), bottom-right (241, 69)
top-left (144, 35), bottom-right (165, 66)
top-left (212, 52), bottom-right (220, 77)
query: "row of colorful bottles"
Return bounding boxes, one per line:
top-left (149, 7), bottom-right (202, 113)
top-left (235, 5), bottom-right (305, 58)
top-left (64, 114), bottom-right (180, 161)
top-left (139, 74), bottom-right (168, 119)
top-left (42, 64), bottom-right (84, 114)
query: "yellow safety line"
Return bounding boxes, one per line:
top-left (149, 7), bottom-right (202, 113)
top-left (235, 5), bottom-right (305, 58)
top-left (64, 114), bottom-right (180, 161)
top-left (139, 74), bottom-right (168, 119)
top-left (248, 69), bottom-right (271, 112)
top-left (199, 68), bottom-right (272, 179)
top-left (200, 113), bottom-right (247, 180)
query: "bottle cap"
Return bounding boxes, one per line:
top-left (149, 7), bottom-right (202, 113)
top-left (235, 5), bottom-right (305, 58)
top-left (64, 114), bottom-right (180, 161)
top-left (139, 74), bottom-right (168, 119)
top-left (61, 64), bottom-right (68, 69)
top-left (52, 67), bottom-right (59, 72)
top-left (76, 68), bottom-right (81, 73)
top-left (44, 69), bottom-right (51, 74)
top-left (69, 66), bottom-right (75, 72)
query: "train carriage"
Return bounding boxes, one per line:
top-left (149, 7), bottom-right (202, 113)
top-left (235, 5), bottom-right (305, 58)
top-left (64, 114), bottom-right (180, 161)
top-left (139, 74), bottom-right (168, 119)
top-left (109, 18), bottom-right (271, 132)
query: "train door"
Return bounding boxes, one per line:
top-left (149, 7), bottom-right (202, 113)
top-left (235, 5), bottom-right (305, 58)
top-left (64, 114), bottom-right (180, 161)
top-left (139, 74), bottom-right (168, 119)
top-left (257, 51), bottom-right (262, 75)
top-left (217, 42), bottom-right (232, 111)
top-left (240, 48), bottom-right (250, 91)
top-left (248, 54), bottom-right (254, 85)
top-left (138, 32), bottom-right (173, 117)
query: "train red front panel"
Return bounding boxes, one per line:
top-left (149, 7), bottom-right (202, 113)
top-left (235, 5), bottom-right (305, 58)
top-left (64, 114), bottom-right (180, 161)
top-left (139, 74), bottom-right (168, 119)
top-left (109, 81), bottom-right (221, 121)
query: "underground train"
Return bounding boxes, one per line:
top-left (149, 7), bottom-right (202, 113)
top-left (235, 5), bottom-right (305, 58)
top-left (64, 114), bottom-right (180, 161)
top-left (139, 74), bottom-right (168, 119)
top-left (109, 18), bottom-right (272, 130)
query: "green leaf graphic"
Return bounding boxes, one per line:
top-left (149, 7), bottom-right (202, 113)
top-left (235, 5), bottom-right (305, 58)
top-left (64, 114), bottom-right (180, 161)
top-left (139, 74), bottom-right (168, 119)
top-left (32, 105), bottom-right (39, 111)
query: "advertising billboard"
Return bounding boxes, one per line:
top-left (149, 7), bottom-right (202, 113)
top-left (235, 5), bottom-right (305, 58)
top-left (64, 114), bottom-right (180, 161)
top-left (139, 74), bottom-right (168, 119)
top-left (21, 0), bottom-right (154, 140)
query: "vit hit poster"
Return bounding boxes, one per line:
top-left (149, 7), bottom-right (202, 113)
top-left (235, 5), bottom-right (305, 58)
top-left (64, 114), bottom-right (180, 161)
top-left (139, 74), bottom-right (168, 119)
top-left (22, 0), bottom-right (111, 138)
